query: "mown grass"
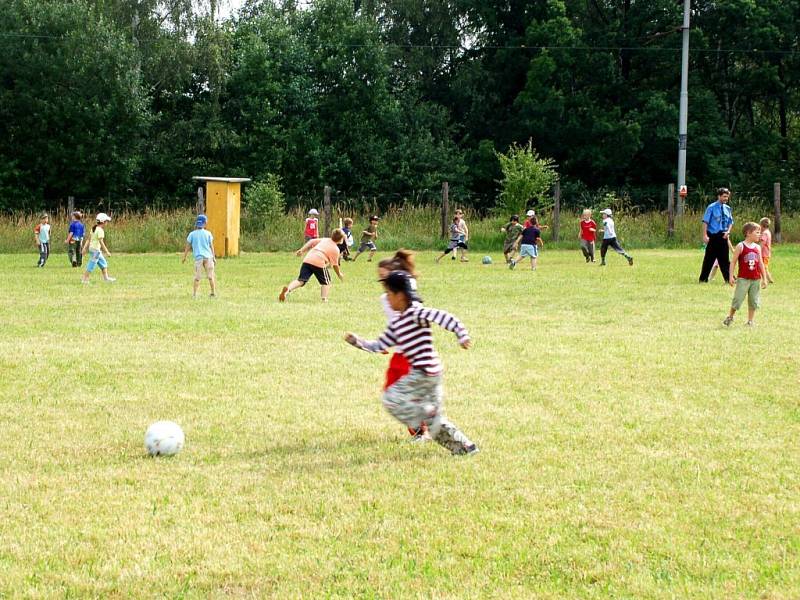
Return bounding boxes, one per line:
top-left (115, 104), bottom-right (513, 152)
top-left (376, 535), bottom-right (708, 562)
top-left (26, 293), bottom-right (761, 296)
top-left (1, 206), bottom-right (798, 254)
top-left (1, 247), bottom-right (798, 598)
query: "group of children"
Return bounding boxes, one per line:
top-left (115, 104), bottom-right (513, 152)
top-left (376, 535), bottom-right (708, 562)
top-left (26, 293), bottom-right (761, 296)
top-left (721, 218), bottom-right (774, 327)
top-left (304, 210), bottom-right (380, 263)
top-left (34, 211), bottom-right (116, 282)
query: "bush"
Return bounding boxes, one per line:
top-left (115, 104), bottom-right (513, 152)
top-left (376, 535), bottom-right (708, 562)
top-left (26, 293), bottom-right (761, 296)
top-left (244, 175), bottom-right (285, 230)
top-left (496, 140), bottom-right (558, 217)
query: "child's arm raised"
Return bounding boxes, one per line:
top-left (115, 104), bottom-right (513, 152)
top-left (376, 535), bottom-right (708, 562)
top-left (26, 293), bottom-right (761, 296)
top-left (344, 329), bottom-right (396, 353)
top-left (415, 307), bottom-right (471, 349)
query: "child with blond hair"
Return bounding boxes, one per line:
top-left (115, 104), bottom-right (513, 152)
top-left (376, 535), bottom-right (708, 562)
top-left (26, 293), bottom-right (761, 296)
top-left (723, 222), bottom-right (767, 327)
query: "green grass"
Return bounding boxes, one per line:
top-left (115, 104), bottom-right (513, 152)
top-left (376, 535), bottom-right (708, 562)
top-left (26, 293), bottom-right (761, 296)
top-left (1, 247), bottom-right (799, 598)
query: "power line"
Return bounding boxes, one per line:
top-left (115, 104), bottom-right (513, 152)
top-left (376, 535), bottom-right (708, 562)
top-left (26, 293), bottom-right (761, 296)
top-left (1, 32), bottom-right (799, 56)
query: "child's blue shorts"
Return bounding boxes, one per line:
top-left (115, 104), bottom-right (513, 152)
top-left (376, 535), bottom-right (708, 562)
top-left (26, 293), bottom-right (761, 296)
top-left (519, 243), bottom-right (538, 258)
top-left (86, 250), bottom-right (108, 272)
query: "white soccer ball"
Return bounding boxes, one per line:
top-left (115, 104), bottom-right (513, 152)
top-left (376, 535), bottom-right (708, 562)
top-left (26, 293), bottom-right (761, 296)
top-left (144, 421), bottom-right (185, 457)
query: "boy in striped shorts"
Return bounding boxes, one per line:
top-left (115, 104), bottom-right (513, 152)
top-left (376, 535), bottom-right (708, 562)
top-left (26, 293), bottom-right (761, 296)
top-left (345, 270), bottom-right (478, 456)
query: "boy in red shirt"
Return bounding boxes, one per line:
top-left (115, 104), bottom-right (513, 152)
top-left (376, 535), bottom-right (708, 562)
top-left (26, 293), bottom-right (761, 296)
top-left (723, 222), bottom-right (767, 327)
top-left (304, 209), bottom-right (319, 242)
top-left (579, 209), bottom-right (597, 263)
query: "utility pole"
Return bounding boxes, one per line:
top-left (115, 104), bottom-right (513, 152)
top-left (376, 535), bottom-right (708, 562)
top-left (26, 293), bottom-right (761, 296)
top-left (676, 0), bottom-right (691, 215)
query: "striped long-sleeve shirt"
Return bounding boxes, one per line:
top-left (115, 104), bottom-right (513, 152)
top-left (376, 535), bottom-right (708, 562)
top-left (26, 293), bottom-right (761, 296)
top-left (352, 304), bottom-right (470, 376)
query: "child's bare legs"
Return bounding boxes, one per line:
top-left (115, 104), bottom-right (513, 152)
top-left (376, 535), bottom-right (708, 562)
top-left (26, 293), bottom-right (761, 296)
top-left (530, 256), bottom-right (537, 270)
top-left (101, 268), bottom-right (115, 282)
top-left (367, 249), bottom-right (375, 262)
top-left (209, 273), bottom-right (217, 296)
top-left (320, 284), bottom-right (331, 302)
top-left (193, 278), bottom-right (201, 298)
top-left (458, 248), bottom-right (468, 262)
top-left (279, 279), bottom-right (305, 301)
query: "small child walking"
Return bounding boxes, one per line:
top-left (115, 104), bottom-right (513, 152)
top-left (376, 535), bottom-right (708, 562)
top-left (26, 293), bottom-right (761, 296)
top-left (352, 216), bottom-right (379, 262)
top-left (337, 217), bottom-right (354, 263)
top-left (509, 216), bottom-right (542, 270)
top-left (579, 209), bottom-right (597, 263)
top-left (182, 214), bottom-right (217, 298)
top-left (34, 213), bottom-right (51, 267)
top-left (81, 213), bottom-right (116, 283)
top-left (345, 270), bottom-right (478, 456)
top-left (759, 217), bottom-right (775, 283)
top-left (304, 209), bottom-right (320, 242)
top-left (723, 222), bottom-right (767, 327)
top-left (66, 211), bottom-right (85, 267)
top-left (435, 216), bottom-right (467, 263)
top-left (599, 208), bottom-right (633, 266)
top-left (500, 214), bottom-right (523, 264)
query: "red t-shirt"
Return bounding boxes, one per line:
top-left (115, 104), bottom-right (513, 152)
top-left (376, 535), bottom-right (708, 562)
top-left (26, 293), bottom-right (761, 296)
top-left (580, 219), bottom-right (597, 242)
top-left (304, 218), bottom-right (318, 238)
top-left (737, 243), bottom-right (762, 280)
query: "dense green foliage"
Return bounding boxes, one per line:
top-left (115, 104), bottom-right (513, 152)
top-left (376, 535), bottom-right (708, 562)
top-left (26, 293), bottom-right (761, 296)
top-left (1, 0), bottom-right (799, 211)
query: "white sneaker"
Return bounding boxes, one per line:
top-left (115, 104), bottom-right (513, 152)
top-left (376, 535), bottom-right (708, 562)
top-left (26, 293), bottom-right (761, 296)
top-left (104, 277), bottom-right (116, 283)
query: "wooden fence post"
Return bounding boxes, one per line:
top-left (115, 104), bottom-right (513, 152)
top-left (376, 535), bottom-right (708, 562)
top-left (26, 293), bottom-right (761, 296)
top-left (441, 182), bottom-right (449, 238)
top-left (551, 181), bottom-right (560, 242)
top-left (67, 196), bottom-right (74, 218)
top-left (323, 185), bottom-right (331, 236)
top-left (667, 184), bottom-right (675, 238)
top-left (774, 182), bottom-right (782, 243)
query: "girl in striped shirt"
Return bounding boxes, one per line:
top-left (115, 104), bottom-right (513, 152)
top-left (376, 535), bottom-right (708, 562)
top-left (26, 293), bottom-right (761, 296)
top-left (345, 270), bottom-right (478, 456)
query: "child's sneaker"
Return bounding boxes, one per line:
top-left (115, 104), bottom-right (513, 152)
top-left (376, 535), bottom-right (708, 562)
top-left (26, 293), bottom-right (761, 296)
top-left (508, 260), bottom-right (516, 270)
top-left (627, 256), bottom-right (634, 266)
top-left (599, 261), bottom-right (606, 266)
top-left (104, 277), bottom-right (116, 282)
top-left (723, 316), bottom-right (734, 327)
top-left (745, 320), bottom-right (754, 327)
top-left (464, 444), bottom-right (480, 456)
top-left (278, 286), bottom-right (288, 302)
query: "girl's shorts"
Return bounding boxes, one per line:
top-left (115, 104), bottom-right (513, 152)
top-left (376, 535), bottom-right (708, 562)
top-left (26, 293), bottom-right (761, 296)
top-left (519, 243), bottom-right (538, 258)
top-left (86, 251), bottom-right (107, 272)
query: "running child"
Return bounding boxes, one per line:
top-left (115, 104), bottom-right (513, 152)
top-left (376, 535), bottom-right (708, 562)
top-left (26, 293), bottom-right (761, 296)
top-left (345, 270), bottom-right (478, 455)
top-left (34, 213), bottom-right (51, 267)
top-left (579, 209), bottom-right (596, 263)
top-left (599, 208), bottom-right (633, 266)
top-left (181, 214), bottom-right (217, 298)
top-left (66, 211), bottom-right (85, 267)
top-left (509, 215), bottom-right (542, 270)
top-left (723, 222), bottom-right (767, 327)
top-left (352, 216), bottom-right (379, 262)
top-left (759, 217), bottom-right (774, 283)
top-left (435, 216), bottom-right (467, 263)
top-left (500, 214), bottom-right (523, 264)
top-left (304, 209), bottom-right (320, 242)
top-left (81, 213), bottom-right (116, 283)
top-left (454, 208), bottom-right (469, 262)
top-left (279, 229), bottom-right (345, 302)
top-left (337, 217), bottom-right (354, 263)
top-left (377, 250), bottom-right (428, 441)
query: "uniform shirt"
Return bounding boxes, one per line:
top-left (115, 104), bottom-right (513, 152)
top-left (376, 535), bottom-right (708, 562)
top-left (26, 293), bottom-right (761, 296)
top-left (737, 242), bottom-right (762, 280)
top-left (580, 219), bottom-right (597, 242)
top-left (68, 221), bottom-right (85, 240)
top-left (88, 226), bottom-right (104, 252)
top-left (352, 304), bottom-right (470, 376)
top-left (187, 228), bottom-right (214, 260)
top-left (503, 222), bottom-right (523, 245)
top-left (702, 201), bottom-right (734, 235)
top-left (303, 237), bottom-right (340, 268)
top-left (520, 226), bottom-right (541, 246)
top-left (759, 229), bottom-right (772, 258)
top-left (602, 217), bottom-right (617, 239)
top-left (36, 223), bottom-right (50, 243)
top-left (304, 218), bottom-right (319, 238)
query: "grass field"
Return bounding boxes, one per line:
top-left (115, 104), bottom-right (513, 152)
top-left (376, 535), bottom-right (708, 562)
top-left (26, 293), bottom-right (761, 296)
top-left (1, 247), bottom-right (799, 598)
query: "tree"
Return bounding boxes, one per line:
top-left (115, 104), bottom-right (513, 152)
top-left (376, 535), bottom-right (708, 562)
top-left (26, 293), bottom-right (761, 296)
top-left (496, 140), bottom-right (558, 216)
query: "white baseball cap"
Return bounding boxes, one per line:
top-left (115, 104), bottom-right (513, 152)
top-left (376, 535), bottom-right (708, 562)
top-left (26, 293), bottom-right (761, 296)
top-left (96, 212), bottom-right (112, 223)
top-left (308, 208), bottom-right (319, 215)
top-left (600, 208), bottom-right (612, 216)
top-left (525, 209), bottom-right (535, 217)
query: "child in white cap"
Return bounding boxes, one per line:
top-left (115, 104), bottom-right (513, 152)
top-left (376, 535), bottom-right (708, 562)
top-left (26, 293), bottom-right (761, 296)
top-left (81, 213), bottom-right (116, 283)
top-left (304, 209), bottom-right (320, 242)
top-left (182, 214), bottom-right (217, 298)
top-left (599, 209), bottom-right (633, 267)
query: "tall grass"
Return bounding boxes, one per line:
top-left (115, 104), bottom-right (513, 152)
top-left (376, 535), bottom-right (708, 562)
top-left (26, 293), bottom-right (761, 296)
top-left (1, 206), bottom-right (797, 254)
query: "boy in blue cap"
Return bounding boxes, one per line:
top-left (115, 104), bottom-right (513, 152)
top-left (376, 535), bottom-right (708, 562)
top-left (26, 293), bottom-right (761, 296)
top-left (182, 214), bottom-right (217, 298)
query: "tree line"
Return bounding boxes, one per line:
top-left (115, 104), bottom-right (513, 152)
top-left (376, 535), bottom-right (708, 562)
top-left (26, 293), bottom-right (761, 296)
top-left (1, 0), bottom-right (798, 213)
